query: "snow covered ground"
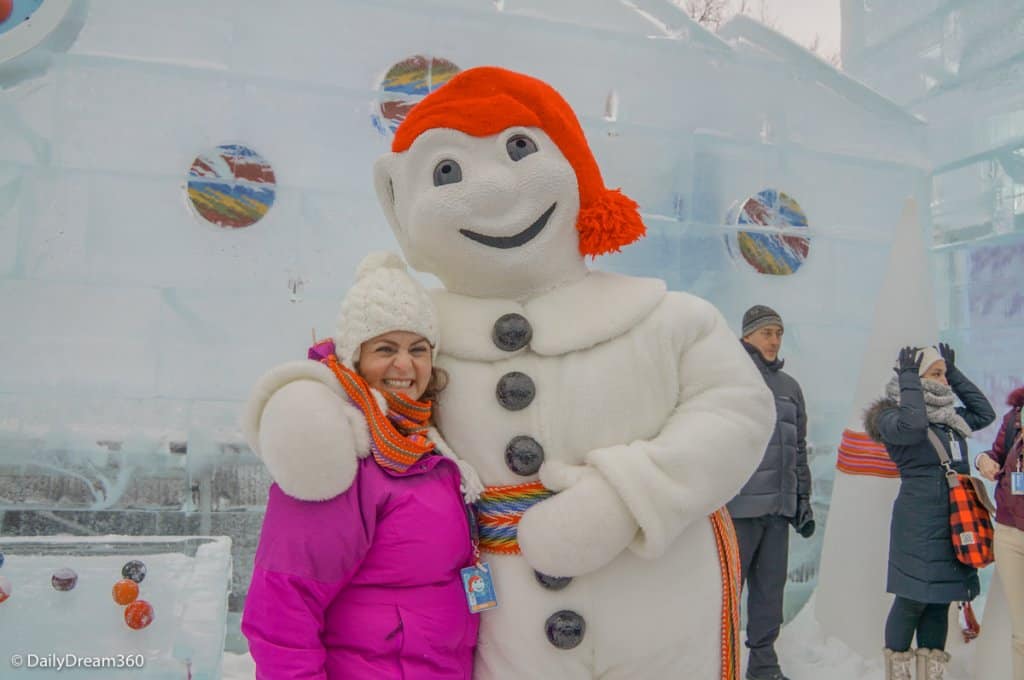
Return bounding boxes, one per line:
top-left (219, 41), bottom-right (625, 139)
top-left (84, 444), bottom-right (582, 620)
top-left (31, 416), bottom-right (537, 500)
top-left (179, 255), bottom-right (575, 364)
top-left (220, 652), bottom-right (255, 680)
top-left (220, 595), bottom-right (982, 680)
top-left (773, 597), bottom-right (975, 680)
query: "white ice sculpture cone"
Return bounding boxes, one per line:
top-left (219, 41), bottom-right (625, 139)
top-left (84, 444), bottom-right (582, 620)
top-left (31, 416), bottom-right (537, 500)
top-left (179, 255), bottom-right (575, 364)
top-left (975, 564), bottom-right (1013, 678)
top-left (814, 198), bottom-right (941, 658)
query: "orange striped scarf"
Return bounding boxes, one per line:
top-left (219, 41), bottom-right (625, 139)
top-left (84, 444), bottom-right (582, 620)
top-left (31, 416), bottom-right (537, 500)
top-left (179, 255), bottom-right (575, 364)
top-left (323, 354), bottom-right (434, 473)
top-left (836, 428), bottom-right (898, 478)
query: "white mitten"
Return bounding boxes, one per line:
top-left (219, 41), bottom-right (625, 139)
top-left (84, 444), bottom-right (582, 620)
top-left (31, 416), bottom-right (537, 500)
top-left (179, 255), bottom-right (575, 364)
top-left (517, 465), bottom-right (638, 577)
top-left (243, 361), bottom-right (370, 501)
top-left (537, 459), bottom-right (589, 491)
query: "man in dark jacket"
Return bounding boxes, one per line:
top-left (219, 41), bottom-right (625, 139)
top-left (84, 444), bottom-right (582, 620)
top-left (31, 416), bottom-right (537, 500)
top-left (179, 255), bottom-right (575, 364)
top-left (728, 305), bottom-right (813, 680)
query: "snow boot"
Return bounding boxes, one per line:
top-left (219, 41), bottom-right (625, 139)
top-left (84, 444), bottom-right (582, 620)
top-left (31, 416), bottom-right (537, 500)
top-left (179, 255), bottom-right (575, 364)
top-left (915, 648), bottom-right (950, 680)
top-left (883, 648), bottom-right (914, 680)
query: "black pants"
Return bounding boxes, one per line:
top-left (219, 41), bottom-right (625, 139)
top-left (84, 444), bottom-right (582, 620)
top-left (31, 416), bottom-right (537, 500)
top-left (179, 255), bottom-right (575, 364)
top-left (884, 597), bottom-right (950, 651)
top-left (734, 515), bottom-right (790, 676)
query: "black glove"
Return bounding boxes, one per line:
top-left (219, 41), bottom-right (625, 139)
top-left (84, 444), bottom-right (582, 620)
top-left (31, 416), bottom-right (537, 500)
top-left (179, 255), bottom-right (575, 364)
top-left (792, 498), bottom-right (815, 538)
top-left (895, 346), bottom-right (922, 376)
top-left (938, 342), bottom-right (956, 373)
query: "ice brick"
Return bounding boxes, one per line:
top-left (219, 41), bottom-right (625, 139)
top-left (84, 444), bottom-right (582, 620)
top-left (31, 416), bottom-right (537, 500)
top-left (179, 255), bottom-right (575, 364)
top-left (0, 536), bottom-right (231, 680)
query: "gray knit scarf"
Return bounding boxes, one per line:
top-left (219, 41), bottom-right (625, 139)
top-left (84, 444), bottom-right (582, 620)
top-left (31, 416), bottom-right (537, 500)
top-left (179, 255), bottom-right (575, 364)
top-left (885, 376), bottom-right (972, 438)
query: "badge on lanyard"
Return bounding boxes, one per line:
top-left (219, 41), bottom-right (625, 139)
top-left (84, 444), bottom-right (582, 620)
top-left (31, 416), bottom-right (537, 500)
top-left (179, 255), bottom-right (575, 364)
top-left (1011, 471), bottom-right (1024, 495)
top-left (1012, 448), bottom-right (1024, 496)
top-left (1013, 412), bottom-right (1024, 495)
top-left (461, 562), bottom-right (498, 613)
top-left (461, 503), bottom-right (498, 613)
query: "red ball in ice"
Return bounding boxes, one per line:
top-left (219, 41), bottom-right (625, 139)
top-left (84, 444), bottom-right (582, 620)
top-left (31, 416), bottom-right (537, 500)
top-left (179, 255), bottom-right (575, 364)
top-left (124, 600), bottom-right (154, 629)
top-left (112, 579), bottom-right (139, 605)
top-left (0, 0), bottom-right (13, 24)
top-left (0, 574), bottom-right (11, 603)
top-left (51, 568), bottom-right (78, 591)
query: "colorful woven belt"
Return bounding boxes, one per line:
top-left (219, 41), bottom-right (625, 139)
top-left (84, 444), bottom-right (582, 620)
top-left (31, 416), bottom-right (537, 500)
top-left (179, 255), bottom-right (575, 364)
top-left (476, 481), bottom-right (555, 555)
top-left (710, 507), bottom-right (741, 680)
top-left (836, 428), bottom-right (899, 478)
top-left (478, 482), bottom-right (741, 680)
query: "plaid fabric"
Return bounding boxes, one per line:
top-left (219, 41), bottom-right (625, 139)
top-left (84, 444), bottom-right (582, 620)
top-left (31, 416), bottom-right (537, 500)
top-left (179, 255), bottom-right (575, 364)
top-left (948, 474), bottom-right (995, 568)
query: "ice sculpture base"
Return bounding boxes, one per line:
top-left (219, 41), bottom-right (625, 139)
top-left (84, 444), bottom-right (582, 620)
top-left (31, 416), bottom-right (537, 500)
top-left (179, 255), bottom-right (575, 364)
top-left (0, 535), bottom-right (231, 680)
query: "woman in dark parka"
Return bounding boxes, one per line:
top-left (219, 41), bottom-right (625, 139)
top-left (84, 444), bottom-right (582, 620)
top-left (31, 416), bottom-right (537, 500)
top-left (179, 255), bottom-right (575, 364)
top-left (865, 344), bottom-right (995, 680)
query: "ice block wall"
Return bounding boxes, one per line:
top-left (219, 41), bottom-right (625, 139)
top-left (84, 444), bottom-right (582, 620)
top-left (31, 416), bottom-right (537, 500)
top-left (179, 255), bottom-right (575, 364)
top-left (1, 0), bottom-right (928, 648)
top-left (843, 0), bottom-right (1024, 447)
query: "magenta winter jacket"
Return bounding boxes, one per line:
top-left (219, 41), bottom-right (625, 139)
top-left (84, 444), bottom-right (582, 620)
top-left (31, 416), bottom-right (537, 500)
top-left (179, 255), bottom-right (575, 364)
top-left (242, 454), bottom-right (479, 680)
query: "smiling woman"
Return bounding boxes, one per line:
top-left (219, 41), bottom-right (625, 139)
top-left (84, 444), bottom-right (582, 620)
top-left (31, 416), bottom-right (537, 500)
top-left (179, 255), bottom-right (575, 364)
top-left (240, 251), bottom-right (482, 680)
top-left (357, 331), bottom-right (434, 401)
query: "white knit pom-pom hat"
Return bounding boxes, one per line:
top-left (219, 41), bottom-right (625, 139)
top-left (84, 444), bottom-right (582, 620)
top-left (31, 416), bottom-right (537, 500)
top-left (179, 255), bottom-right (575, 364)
top-left (334, 252), bottom-right (439, 368)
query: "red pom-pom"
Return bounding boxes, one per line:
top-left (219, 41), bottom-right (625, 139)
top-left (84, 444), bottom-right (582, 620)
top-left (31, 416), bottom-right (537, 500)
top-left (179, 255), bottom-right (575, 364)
top-left (576, 189), bottom-right (646, 257)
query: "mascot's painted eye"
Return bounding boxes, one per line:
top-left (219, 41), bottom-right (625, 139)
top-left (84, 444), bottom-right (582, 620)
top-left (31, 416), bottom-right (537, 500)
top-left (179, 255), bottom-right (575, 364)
top-left (506, 135), bottom-right (538, 161)
top-left (433, 160), bottom-right (463, 186)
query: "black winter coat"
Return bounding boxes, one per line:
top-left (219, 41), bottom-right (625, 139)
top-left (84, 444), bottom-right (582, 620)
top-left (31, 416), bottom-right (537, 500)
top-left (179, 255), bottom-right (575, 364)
top-left (727, 342), bottom-right (810, 519)
top-left (864, 368), bottom-right (996, 603)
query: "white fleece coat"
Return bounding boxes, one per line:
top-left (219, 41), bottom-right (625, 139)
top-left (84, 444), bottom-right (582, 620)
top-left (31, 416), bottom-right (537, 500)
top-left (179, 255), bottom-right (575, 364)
top-left (431, 269), bottom-right (775, 679)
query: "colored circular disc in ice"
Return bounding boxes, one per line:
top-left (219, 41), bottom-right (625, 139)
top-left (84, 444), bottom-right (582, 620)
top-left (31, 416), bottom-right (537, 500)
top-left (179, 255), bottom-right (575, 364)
top-left (0, 0), bottom-right (43, 36)
top-left (124, 600), bottom-right (155, 630)
top-left (0, 0), bottom-right (74, 68)
top-left (186, 144), bottom-right (276, 229)
top-left (725, 189), bottom-right (811, 275)
top-left (0, 551), bottom-right (4, 568)
top-left (0, 573), bottom-right (10, 603)
top-left (372, 56), bottom-right (460, 135)
top-left (51, 567), bottom-right (77, 591)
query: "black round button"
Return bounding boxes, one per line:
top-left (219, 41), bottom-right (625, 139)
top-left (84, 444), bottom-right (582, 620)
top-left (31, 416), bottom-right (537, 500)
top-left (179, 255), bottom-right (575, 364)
top-left (545, 610), bottom-right (585, 649)
top-left (492, 313), bottom-right (532, 352)
top-left (496, 372), bottom-right (535, 411)
top-left (534, 571), bottom-right (572, 591)
top-left (506, 436), bottom-right (544, 476)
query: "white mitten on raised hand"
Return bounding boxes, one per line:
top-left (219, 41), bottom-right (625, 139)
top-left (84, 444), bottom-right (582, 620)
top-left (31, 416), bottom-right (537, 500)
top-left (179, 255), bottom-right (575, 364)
top-left (242, 361), bottom-right (370, 501)
top-left (516, 464), bottom-right (638, 578)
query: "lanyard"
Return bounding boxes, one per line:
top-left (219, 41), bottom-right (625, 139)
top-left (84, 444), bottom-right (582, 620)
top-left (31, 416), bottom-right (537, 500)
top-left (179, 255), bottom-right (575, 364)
top-left (464, 502), bottom-right (482, 567)
top-left (1016, 408), bottom-right (1024, 472)
top-left (946, 428), bottom-right (965, 463)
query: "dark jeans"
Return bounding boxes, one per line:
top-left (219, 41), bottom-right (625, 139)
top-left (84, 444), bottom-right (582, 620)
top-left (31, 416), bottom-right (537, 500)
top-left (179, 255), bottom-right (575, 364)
top-left (734, 515), bottom-right (790, 676)
top-left (884, 597), bottom-right (950, 651)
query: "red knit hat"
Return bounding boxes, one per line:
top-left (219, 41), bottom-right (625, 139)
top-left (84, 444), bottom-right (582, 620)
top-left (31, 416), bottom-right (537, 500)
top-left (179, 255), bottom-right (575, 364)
top-left (392, 66), bottom-right (645, 257)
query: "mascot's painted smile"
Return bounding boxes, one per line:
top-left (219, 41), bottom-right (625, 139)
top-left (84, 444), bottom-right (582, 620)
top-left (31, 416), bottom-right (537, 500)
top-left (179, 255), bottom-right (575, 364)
top-left (459, 203), bottom-right (556, 249)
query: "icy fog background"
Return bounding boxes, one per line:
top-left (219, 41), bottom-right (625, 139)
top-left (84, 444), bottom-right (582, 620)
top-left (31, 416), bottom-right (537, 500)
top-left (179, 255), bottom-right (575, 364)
top-left (0, 0), bottom-right (1021, 663)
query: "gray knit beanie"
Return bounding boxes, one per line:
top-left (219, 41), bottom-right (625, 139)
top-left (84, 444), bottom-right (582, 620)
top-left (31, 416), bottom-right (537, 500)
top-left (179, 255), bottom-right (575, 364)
top-left (742, 305), bottom-right (784, 338)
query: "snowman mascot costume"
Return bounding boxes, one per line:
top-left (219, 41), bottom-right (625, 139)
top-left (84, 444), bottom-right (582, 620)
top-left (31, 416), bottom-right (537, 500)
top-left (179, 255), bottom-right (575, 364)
top-left (246, 67), bottom-right (775, 679)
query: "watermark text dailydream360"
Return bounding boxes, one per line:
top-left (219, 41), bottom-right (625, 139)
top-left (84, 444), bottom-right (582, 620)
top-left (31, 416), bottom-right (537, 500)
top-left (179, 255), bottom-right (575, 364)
top-left (10, 653), bottom-right (145, 671)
